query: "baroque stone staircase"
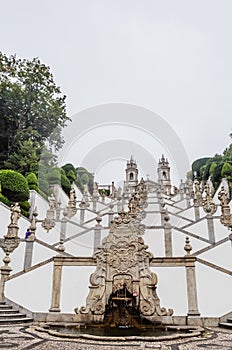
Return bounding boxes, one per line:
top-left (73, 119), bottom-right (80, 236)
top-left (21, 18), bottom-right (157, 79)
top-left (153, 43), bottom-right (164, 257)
top-left (0, 301), bottom-right (33, 324)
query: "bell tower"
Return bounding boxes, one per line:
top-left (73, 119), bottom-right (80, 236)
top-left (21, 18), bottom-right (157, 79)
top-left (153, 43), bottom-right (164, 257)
top-left (124, 156), bottom-right (138, 192)
top-left (157, 155), bottom-right (171, 195)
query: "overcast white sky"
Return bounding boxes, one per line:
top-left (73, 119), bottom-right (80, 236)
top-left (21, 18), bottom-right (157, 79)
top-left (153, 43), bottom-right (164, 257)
top-left (1, 0), bottom-right (232, 176)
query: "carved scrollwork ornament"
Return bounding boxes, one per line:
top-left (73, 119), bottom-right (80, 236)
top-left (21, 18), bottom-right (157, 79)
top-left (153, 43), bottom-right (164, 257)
top-left (113, 211), bottom-right (131, 226)
top-left (202, 183), bottom-right (217, 215)
top-left (218, 186), bottom-right (232, 228)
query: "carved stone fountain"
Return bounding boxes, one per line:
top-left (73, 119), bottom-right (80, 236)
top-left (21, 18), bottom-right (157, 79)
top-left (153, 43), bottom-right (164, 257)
top-left (77, 206), bottom-right (173, 327)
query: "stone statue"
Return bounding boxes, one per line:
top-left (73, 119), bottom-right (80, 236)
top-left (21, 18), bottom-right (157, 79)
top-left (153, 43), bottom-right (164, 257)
top-left (10, 203), bottom-right (21, 226)
top-left (218, 186), bottom-right (229, 206)
top-left (48, 193), bottom-right (56, 209)
top-left (70, 185), bottom-right (76, 203)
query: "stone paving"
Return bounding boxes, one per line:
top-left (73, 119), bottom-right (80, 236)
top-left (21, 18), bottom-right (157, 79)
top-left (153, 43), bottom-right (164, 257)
top-left (0, 325), bottom-right (232, 350)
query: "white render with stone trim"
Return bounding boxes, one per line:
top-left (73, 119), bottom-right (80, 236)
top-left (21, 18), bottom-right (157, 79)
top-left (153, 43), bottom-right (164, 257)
top-left (0, 157), bottom-right (232, 325)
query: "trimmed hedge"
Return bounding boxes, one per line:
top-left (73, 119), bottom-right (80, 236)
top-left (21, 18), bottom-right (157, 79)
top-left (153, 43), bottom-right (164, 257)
top-left (26, 172), bottom-right (38, 187)
top-left (0, 193), bottom-right (11, 207)
top-left (61, 174), bottom-right (71, 195)
top-left (0, 170), bottom-right (30, 202)
top-left (46, 167), bottom-right (61, 185)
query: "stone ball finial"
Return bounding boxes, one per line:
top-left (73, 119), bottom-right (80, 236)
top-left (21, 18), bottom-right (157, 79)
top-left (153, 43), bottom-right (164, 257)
top-left (63, 207), bottom-right (68, 217)
top-left (33, 206), bottom-right (38, 218)
top-left (164, 210), bottom-right (170, 222)
top-left (184, 236), bottom-right (192, 255)
top-left (3, 252), bottom-right (11, 265)
top-left (96, 213), bottom-right (102, 224)
top-left (57, 239), bottom-right (65, 255)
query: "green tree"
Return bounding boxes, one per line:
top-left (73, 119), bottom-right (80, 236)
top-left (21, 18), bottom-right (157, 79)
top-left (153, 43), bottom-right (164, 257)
top-left (4, 139), bottom-right (40, 174)
top-left (211, 163), bottom-right (223, 186)
top-left (221, 162), bottom-right (232, 178)
top-left (209, 162), bottom-right (217, 177)
top-left (192, 157), bottom-right (211, 179)
top-left (0, 52), bottom-right (70, 170)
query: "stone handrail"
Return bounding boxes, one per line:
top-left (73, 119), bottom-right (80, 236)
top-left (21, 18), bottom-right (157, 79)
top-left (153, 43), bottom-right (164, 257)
top-left (196, 257), bottom-right (232, 277)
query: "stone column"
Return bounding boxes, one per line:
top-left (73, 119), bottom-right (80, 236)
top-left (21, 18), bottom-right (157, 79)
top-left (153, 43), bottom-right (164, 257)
top-left (60, 212), bottom-right (68, 241)
top-left (184, 238), bottom-right (200, 323)
top-left (194, 204), bottom-right (200, 221)
top-left (0, 254), bottom-right (12, 302)
top-left (207, 214), bottom-right (215, 244)
top-left (117, 199), bottom-right (122, 213)
top-left (93, 214), bottom-right (102, 253)
top-left (55, 200), bottom-right (61, 221)
top-left (0, 204), bottom-right (21, 301)
top-left (23, 208), bottom-right (38, 270)
top-left (164, 212), bottom-right (172, 257)
top-left (160, 203), bottom-right (166, 226)
top-left (23, 235), bottom-right (35, 270)
top-left (92, 199), bottom-right (97, 212)
top-left (49, 260), bottom-right (63, 312)
top-left (108, 202), bottom-right (114, 227)
top-left (80, 208), bottom-right (85, 225)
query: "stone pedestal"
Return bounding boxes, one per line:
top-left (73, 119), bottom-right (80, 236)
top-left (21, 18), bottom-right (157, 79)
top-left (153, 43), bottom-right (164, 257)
top-left (187, 316), bottom-right (202, 326)
top-left (60, 216), bottom-right (67, 241)
top-left (23, 234), bottom-right (35, 270)
top-left (194, 205), bottom-right (200, 221)
top-left (49, 263), bottom-right (63, 313)
top-left (164, 218), bottom-right (172, 257)
top-left (108, 207), bottom-right (114, 227)
top-left (92, 200), bottom-right (97, 212)
top-left (94, 224), bottom-right (102, 253)
top-left (80, 208), bottom-right (85, 225)
top-left (207, 215), bottom-right (215, 244)
top-left (185, 261), bottom-right (200, 317)
top-left (0, 265), bottom-right (11, 302)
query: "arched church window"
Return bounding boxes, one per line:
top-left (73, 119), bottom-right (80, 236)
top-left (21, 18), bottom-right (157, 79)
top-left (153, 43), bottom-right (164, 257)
top-left (163, 171), bottom-right (167, 180)
top-left (130, 172), bottom-right (134, 180)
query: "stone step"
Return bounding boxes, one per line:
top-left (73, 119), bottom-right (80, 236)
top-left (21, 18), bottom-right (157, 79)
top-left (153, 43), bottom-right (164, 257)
top-left (0, 313), bottom-right (27, 318)
top-left (0, 317), bottom-right (33, 324)
top-left (219, 322), bottom-right (232, 329)
top-left (0, 301), bottom-right (33, 325)
top-left (0, 309), bottom-right (19, 314)
top-left (0, 304), bottom-right (13, 309)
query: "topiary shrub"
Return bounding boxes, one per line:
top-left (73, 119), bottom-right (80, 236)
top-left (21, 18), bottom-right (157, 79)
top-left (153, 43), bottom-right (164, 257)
top-left (62, 163), bottom-right (76, 174)
top-left (80, 173), bottom-right (89, 185)
top-left (60, 168), bottom-right (66, 176)
top-left (19, 200), bottom-right (30, 217)
top-left (61, 174), bottom-right (71, 195)
top-left (76, 167), bottom-right (94, 194)
top-left (67, 169), bottom-right (76, 183)
top-left (0, 193), bottom-right (11, 207)
top-left (46, 167), bottom-right (61, 185)
top-left (26, 173), bottom-right (38, 188)
top-left (0, 170), bottom-right (30, 202)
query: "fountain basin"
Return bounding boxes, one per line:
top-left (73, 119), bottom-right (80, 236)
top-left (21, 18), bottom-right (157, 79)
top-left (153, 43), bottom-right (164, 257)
top-left (37, 323), bottom-right (204, 341)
